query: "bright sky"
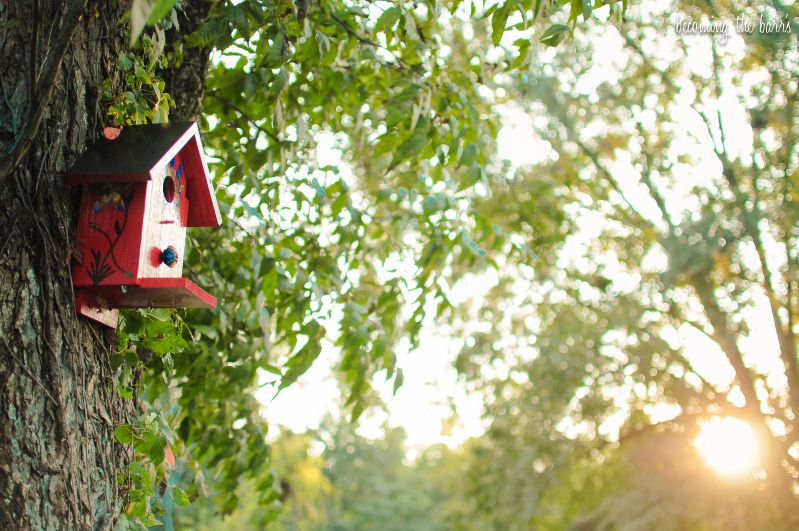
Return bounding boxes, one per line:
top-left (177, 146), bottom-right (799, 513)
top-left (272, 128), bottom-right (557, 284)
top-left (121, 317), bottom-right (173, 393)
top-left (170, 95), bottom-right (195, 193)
top-left (257, 323), bottom-right (488, 450)
top-left (255, 4), bottom-right (789, 452)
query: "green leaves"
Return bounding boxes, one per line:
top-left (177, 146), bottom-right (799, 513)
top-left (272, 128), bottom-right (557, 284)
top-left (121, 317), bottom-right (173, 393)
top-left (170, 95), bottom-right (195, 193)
top-left (171, 487), bottom-right (191, 507)
top-left (184, 18), bottom-right (231, 48)
top-left (113, 409), bottom-right (183, 525)
top-left (264, 32), bottom-right (288, 67)
top-left (491, 6), bottom-right (510, 46)
top-left (110, 0), bottom-right (625, 526)
top-left (280, 320), bottom-right (326, 389)
top-left (114, 424), bottom-right (134, 444)
top-left (121, 309), bottom-right (188, 356)
top-left (459, 143), bottom-right (479, 167)
top-left (582, 0), bottom-right (594, 18)
top-left (376, 7), bottom-right (402, 33)
top-left (540, 24), bottom-right (570, 47)
top-left (391, 116), bottom-right (432, 169)
top-left (129, 0), bottom-right (179, 44)
top-left (104, 35), bottom-right (175, 125)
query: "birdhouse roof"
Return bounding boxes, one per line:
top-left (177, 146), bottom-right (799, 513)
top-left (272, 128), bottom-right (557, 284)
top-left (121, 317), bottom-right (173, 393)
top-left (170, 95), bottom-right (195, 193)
top-left (64, 122), bottom-right (221, 227)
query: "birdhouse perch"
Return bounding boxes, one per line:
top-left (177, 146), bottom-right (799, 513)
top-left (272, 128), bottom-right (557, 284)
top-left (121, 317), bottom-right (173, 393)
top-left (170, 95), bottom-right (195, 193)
top-left (64, 122), bottom-right (222, 329)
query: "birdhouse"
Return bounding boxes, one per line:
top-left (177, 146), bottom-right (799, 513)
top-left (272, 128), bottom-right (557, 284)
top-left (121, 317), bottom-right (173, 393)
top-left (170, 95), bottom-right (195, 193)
top-left (64, 122), bottom-right (222, 328)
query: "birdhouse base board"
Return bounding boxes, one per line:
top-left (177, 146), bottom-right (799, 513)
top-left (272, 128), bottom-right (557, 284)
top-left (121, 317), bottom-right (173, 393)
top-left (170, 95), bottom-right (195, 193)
top-left (75, 290), bottom-right (120, 329)
top-left (118, 278), bottom-right (217, 309)
top-left (74, 278), bottom-right (216, 329)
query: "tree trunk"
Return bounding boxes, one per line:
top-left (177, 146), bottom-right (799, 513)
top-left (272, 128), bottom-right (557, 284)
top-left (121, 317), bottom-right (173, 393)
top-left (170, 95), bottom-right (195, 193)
top-left (164, 0), bottom-right (214, 122)
top-left (0, 2), bottom-right (135, 528)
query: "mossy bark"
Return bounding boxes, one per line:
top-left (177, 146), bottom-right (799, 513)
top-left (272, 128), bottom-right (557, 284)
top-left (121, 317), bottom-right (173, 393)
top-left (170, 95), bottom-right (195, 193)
top-left (0, 2), bottom-right (133, 528)
top-left (0, 1), bottom-right (214, 526)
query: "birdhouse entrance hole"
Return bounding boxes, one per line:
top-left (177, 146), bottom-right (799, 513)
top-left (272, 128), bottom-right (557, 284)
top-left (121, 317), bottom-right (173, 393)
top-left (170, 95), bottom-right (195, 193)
top-left (163, 174), bottom-right (176, 203)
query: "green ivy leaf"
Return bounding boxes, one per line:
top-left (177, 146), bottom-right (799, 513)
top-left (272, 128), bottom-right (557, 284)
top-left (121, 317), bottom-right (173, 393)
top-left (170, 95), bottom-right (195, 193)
top-left (114, 424), bottom-right (134, 444)
top-left (118, 53), bottom-right (134, 71)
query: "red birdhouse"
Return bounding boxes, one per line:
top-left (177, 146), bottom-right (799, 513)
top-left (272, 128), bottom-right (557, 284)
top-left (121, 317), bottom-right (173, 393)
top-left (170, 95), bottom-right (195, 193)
top-left (64, 122), bottom-right (222, 328)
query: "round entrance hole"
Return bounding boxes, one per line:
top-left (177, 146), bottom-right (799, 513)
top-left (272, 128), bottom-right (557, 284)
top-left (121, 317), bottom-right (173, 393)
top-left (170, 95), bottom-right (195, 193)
top-left (163, 175), bottom-right (176, 203)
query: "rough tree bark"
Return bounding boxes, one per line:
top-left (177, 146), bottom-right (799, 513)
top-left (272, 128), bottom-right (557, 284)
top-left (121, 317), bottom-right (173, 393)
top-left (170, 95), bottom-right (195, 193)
top-left (0, 2), bottom-right (135, 528)
top-left (164, 0), bottom-right (214, 123)
top-left (0, 1), bottom-right (214, 527)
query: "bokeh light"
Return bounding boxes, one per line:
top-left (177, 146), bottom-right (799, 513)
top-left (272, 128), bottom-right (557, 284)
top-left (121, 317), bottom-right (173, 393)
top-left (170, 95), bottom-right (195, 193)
top-left (694, 416), bottom-right (761, 479)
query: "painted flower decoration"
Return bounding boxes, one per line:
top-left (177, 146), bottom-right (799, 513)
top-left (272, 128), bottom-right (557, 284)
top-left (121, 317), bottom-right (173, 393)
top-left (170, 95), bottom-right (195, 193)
top-left (93, 191), bottom-right (126, 213)
top-left (167, 158), bottom-right (185, 206)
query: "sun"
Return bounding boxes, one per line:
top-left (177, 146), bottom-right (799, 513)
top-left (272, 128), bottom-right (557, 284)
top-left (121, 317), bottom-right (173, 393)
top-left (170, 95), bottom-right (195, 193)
top-left (694, 416), bottom-right (761, 479)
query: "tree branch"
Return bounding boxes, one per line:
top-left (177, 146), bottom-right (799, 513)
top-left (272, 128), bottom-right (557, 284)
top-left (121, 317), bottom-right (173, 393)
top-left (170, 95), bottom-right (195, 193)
top-left (707, 39), bottom-right (799, 425)
top-left (621, 31), bottom-right (726, 162)
top-left (749, 126), bottom-right (799, 427)
top-left (710, 35), bottom-right (731, 161)
top-left (634, 120), bottom-right (676, 233)
top-left (690, 275), bottom-right (760, 412)
top-left (537, 87), bottom-right (656, 231)
top-left (208, 91), bottom-right (282, 144)
top-left (325, 10), bottom-right (410, 69)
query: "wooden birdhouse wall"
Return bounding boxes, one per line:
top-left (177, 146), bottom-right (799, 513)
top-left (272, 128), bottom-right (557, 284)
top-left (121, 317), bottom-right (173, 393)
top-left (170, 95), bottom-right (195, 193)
top-left (138, 154), bottom-right (190, 279)
top-left (72, 181), bottom-right (147, 287)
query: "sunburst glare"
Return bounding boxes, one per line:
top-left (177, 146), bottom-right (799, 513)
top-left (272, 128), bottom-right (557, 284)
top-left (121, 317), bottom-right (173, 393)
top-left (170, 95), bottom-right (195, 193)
top-left (694, 417), bottom-right (761, 479)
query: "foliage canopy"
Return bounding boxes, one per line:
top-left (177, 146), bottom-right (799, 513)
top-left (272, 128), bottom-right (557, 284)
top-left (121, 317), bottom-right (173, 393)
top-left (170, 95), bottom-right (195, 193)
top-left (111, 0), bottom-right (799, 527)
top-left (112, 0), bottom-right (627, 526)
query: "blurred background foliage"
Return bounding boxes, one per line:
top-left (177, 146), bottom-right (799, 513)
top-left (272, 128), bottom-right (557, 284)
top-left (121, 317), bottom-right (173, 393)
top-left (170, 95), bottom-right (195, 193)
top-left (112, 0), bottom-right (799, 528)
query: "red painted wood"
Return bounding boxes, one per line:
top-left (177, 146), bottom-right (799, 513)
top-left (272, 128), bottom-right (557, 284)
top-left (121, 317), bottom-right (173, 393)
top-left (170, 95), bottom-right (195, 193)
top-left (75, 289), bottom-right (120, 329)
top-left (182, 132), bottom-right (222, 228)
top-left (119, 278), bottom-right (217, 308)
top-left (71, 182), bottom-right (147, 287)
top-left (65, 122), bottom-right (221, 227)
